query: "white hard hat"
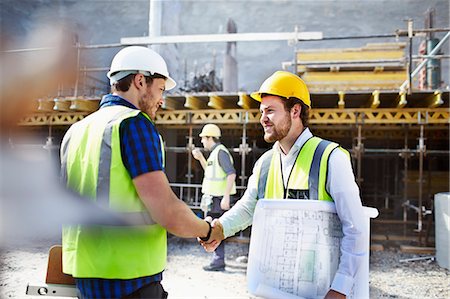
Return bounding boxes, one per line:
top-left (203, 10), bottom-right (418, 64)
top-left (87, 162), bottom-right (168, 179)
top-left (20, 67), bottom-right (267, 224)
top-left (199, 124), bottom-right (221, 138)
top-left (107, 46), bottom-right (176, 90)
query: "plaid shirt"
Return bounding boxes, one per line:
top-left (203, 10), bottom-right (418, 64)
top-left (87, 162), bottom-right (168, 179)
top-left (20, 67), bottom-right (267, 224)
top-left (76, 94), bottom-right (164, 299)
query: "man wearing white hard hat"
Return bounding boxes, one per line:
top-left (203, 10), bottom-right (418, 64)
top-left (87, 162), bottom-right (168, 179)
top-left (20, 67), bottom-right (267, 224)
top-left (60, 46), bottom-right (213, 299)
top-left (192, 123), bottom-right (237, 271)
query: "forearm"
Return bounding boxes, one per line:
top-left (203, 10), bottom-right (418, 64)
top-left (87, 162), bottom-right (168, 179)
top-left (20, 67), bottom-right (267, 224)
top-left (163, 196), bottom-right (210, 238)
top-left (134, 171), bottom-right (209, 239)
top-left (219, 189), bottom-right (257, 238)
top-left (199, 156), bottom-right (207, 170)
top-left (223, 173), bottom-right (236, 196)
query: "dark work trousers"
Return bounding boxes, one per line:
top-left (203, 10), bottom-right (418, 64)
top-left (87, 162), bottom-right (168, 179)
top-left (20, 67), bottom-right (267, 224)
top-left (123, 281), bottom-right (168, 299)
top-left (206, 196), bottom-right (230, 266)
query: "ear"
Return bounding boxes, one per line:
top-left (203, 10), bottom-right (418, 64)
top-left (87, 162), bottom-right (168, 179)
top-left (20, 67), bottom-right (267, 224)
top-left (133, 74), bottom-right (144, 88)
top-left (291, 103), bottom-right (301, 119)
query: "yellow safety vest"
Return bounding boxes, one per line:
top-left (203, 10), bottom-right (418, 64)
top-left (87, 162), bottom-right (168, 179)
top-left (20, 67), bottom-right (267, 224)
top-left (60, 105), bottom-right (166, 279)
top-left (201, 144), bottom-right (236, 196)
top-left (256, 136), bottom-right (350, 201)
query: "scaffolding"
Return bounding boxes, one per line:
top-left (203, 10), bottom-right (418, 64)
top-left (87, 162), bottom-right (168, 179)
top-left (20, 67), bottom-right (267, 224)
top-left (10, 24), bottom-right (450, 241)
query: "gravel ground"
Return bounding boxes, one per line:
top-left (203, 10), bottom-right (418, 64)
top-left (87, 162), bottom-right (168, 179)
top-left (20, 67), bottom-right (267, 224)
top-left (1, 236), bottom-right (449, 299)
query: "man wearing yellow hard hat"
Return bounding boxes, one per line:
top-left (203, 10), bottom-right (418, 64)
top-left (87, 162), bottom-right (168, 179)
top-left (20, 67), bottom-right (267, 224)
top-left (200, 71), bottom-right (367, 299)
top-left (192, 123), bottom-right (237, 271)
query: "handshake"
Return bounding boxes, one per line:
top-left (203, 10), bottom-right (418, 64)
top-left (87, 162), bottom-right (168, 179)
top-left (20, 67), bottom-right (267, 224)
top-left (198, 216), bottom-right (225, 252)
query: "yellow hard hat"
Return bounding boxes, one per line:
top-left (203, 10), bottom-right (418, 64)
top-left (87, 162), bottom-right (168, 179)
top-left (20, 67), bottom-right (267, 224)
top-left (199, 124), bottom-right (221, 137)
top-left (250, 71), bottom-right (311, 107)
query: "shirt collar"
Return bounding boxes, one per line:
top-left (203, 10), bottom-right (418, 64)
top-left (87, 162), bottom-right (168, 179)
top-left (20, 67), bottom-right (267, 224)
top-left (99, 94), bottom-right (138, 110)
top-left (273, 127), bottom-right (312, 156)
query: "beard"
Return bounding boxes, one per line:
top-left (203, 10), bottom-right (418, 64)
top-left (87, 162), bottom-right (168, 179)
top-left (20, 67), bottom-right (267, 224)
top-left (263, 116), bottom-right (291, 143)
top-left (138, 93), bottom-right (154, 119)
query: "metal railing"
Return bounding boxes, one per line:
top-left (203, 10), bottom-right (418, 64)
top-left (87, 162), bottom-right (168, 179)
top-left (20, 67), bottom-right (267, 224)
top-left (170, 183), bottom-right (247, 209)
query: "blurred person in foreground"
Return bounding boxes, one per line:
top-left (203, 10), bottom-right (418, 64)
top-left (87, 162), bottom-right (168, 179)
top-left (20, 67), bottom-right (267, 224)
top-left (192, 123), bottom-right (237, 271)
top-left (0, 22), bottom-right (125, 246)
top-left (60, 46), bottom-right (213, 299)
top-left (200, 71), bottom-right (367, 299)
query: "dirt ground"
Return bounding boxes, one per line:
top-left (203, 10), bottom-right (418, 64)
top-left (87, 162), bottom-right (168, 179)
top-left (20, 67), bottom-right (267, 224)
top-left (1, 236), bottom-right (449, 299)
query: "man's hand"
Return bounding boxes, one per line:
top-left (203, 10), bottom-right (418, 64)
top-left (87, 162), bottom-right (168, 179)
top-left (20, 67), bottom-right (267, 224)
top-left (220, 194), bottom-right (230, 210)
top-left (324, 289), bottom-right (346, 299)
top-left (198, 218), bottom-right (225, 252)
top-left (192, 148), bottom-right (204, 161)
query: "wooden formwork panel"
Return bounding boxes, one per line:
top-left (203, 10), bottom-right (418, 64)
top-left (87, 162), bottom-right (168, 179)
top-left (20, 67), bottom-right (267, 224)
top-left (297, 49), bottom-right (406, 63)
top-left (301, 71), bottom-right (407, 92)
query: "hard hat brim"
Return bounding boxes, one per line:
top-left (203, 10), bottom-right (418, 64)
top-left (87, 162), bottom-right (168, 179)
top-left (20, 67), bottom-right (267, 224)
top-left (107, 70), bottom-right (176, 91)
top-left (165, 76), bottom-right (176, 91)
top-left (250, 92), bottom-right (262, 102)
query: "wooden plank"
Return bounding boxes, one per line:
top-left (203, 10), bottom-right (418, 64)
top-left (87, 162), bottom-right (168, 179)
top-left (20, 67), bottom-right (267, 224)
top-left (387, 235), bottom-right (418, 241)
top-left (400, 245), bottom-right (435, 254)
top-left (371, 234), bottom-right (387, 241)
top-left (302, 71), bottom-right (406, 82)
top-left (297, 49), bottom-right (405, 63)
top-left (363, 42), bottom-right (406, 50)
top-left (372, 219), bottom-right (417, 224)
top-left (371, 244), bottom-right (384, 251)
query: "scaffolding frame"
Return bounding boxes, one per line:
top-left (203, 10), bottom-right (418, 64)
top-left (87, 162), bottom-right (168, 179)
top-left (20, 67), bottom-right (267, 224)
top-left (10, 26), bottom-right (450, 238)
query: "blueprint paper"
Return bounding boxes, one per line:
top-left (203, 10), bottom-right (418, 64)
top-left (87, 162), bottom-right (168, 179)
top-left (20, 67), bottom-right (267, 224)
top-left (247, 199), bottom-right (378, 299)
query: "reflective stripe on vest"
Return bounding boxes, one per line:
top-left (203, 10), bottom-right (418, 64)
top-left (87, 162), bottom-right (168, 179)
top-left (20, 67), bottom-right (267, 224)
top-left (201, 144), bottom-right (236, 196)
top-left (257, 136), bottom-right (344, 201)
top-left (61, 105), bottom-right (166, 279)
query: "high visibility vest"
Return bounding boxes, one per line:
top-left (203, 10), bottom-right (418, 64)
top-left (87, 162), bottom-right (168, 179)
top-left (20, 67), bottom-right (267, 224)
top-left (201, 144), bottom-right (236, 196)
top-left (256, 136), bottom-right (350, 201)
top-left (60, 105), bottom-right (166, 279)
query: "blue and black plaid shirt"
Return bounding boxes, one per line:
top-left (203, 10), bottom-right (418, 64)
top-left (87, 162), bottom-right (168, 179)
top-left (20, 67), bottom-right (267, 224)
top-left (76, 94), bottom-right (164, 299)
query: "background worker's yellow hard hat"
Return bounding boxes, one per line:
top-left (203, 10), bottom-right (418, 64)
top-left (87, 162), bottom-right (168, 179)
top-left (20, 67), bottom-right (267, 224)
top-left (199, 124), bottom-right (221, 137)
top-left (250, 71), bottom-right (311, 107)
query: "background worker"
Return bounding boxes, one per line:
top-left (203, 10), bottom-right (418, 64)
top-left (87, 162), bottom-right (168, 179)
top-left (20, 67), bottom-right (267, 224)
top-left (60, 46), bottom-right (213, 299)
top-left (201, 71), bottom-right (367, 299)
top-left (192, 124), bottom-right (237, 271)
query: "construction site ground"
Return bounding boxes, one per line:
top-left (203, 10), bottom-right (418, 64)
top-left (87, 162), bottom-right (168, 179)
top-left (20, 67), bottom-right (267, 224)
top-left (1, 232), bottom-right (449, 299)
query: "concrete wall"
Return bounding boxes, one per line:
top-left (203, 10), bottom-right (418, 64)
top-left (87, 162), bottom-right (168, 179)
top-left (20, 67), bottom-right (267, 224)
top-left (2, 0), bottom-right (449, 93)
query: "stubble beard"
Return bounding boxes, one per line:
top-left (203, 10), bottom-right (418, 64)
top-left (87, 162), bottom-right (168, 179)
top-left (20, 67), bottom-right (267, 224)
top-left (138, 93), bottom-right (154, 119)
top-left (263, 116), bottom-right (291, 143)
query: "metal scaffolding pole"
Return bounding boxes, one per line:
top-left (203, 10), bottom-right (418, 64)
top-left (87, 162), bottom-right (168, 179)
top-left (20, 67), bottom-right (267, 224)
top-left (239, 112), bottom-right (250, 188)
top-left (417, 124), bottom-right (425, 234)
top-left (401, 130), bottom-right (411, 223)
top-left (186, 126), bottom-right (194, 201)
top-left (354, 124), bottom-right (364, 186)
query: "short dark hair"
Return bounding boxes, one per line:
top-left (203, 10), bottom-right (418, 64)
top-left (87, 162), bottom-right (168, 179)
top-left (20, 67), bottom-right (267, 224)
top-left (282, 97), bottom-right (309, 127)
top-left (261, 93), bottom-right (310, 127)
top-left (112, 72), bottom-right (166, 92)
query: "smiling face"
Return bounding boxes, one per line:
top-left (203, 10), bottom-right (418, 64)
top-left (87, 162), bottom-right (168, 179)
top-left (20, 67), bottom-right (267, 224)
top-left (138, 77), bottom-right (166, 119)
top-left (259, 95), bottom-right (292, 143)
